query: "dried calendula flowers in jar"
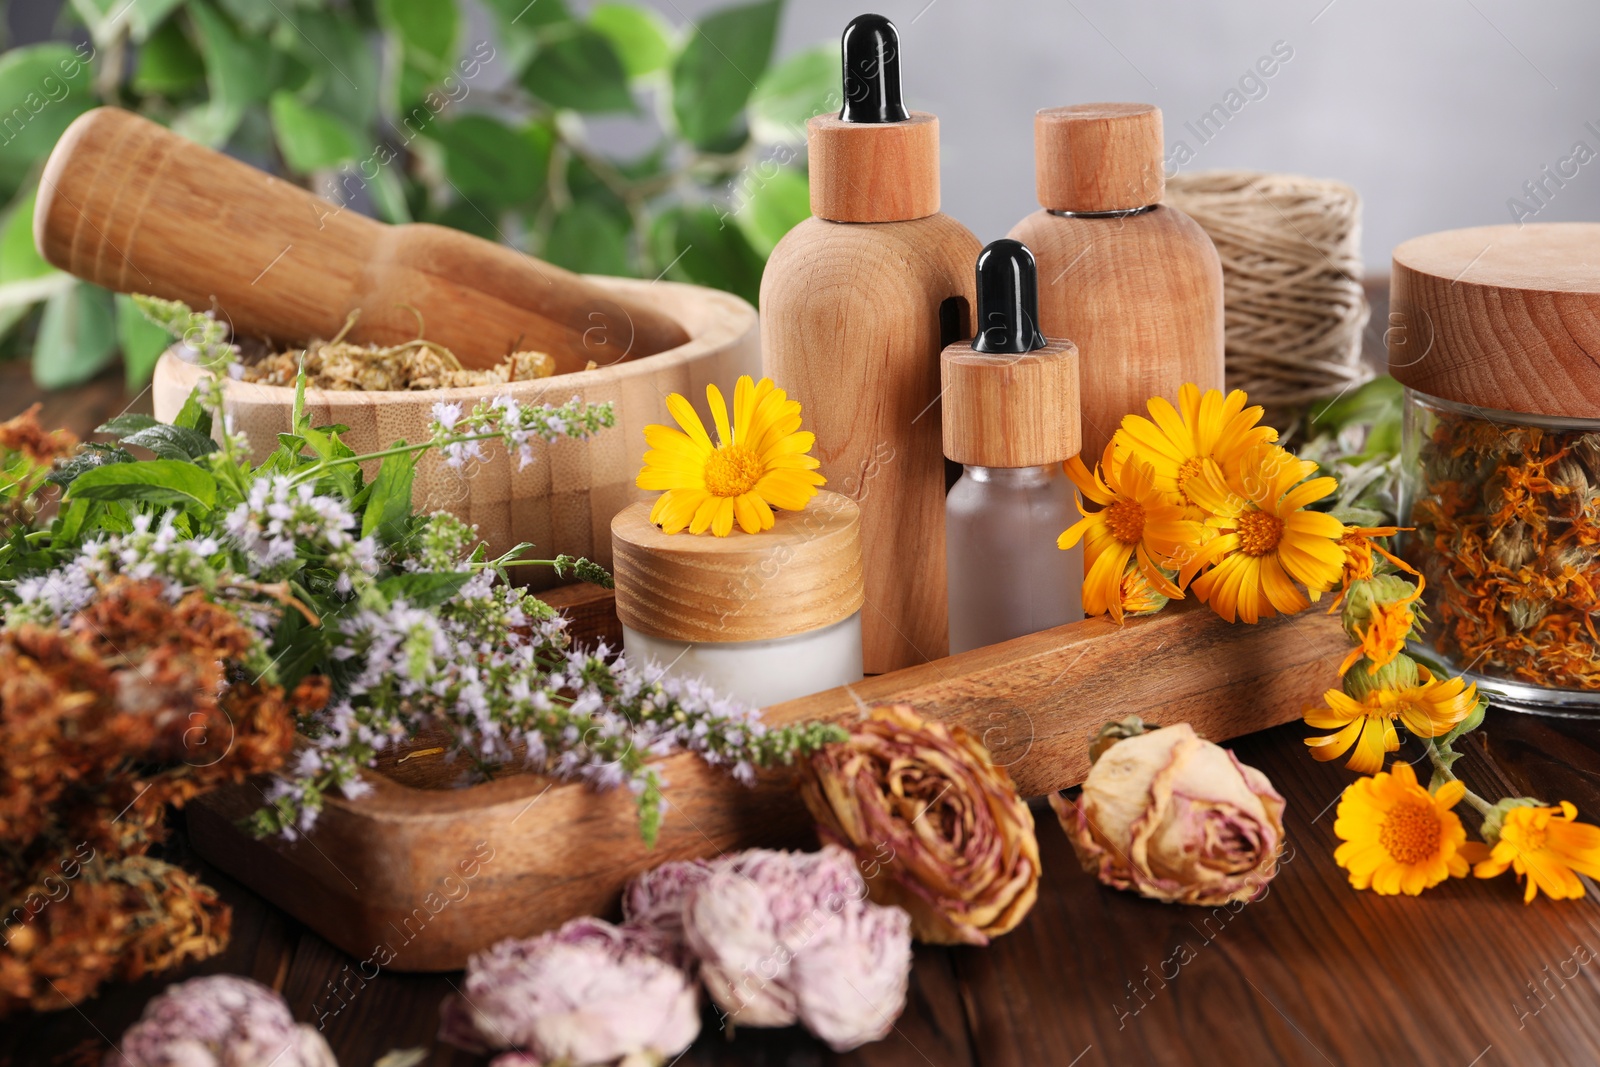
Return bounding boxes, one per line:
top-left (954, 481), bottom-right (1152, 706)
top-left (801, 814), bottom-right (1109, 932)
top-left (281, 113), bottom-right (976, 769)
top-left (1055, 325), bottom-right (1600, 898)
top-left (1391, 223), bottom-right (1600, 713)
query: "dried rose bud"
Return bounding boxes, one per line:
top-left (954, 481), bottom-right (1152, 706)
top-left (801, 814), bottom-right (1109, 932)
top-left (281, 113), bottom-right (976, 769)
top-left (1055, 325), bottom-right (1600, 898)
top-left (801, 704), bottom-right (1040, 946)
top-left (439, 917), bottom-right (698, 1066)
top-left (111, 974), bottom-right (336, 1067)
top-left (682, 846), bottom-right (911, 1053)
top-left (1052, 722), bottom-right (1286, 906)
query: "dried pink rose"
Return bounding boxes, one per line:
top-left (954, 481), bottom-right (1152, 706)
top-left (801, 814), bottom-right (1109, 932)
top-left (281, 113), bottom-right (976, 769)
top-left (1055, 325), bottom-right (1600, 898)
top-left (801, 703), bottom-right (1040, 945)
top-left (1052, 722), bottom-right (1287, 906)
top-left (438, 916), bottom-right (698, 1066)
top-left (682, 846), bottom-right (911, 1053)
top-left (621, 857), bottom-right (713, 967)
top-left (111, 974), bottom-right (336, 1067)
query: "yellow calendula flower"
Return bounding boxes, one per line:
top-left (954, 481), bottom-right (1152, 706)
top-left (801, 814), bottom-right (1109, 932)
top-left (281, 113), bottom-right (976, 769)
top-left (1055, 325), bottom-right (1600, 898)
top-left (1333, 760), bottom-right (1472, 896)
top-left (1118, 557), bottom-right (1174, 617)
top-left (1338, 576), bottom-right (1425, 676)
top-left (637, 375), bottom-right (824, 536)
top-left (1113, 383), bottom-right (1279, 507)
top-left (1060, 446), bottom-right (1202, 624)
top-left (1473, 802), bottom-right (1600, 903)
top-left (1182, 443), bottom-right (1347, 624)
top-left (1304, 662), bottom-right (1479, 774)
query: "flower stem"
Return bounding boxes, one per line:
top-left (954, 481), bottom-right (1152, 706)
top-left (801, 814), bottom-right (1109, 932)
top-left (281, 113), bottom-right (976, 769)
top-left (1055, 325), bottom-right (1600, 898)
top-left (287, 433), bottom-right (502, 486)
top-left (1424, 740), bottom-right (1497, 818)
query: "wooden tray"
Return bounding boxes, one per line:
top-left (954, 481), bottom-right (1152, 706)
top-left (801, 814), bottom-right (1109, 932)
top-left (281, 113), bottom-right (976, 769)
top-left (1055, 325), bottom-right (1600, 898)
top-left (188, 586), bottom-right (1347, 971)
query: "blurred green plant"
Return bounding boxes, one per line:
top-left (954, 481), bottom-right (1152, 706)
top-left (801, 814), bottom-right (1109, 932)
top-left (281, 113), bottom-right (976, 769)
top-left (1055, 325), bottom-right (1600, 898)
top-left (1297, 374), bottom-right (1405, 526)
top-left (0, 0), bottom-right (834, 389)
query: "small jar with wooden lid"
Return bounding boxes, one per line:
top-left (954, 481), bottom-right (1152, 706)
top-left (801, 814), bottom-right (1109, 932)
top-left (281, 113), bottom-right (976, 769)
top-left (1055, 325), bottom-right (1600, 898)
top-left (1391, 223), bottom-right (1600, 715)
top-left (610, 490), bottom-right (865, 708)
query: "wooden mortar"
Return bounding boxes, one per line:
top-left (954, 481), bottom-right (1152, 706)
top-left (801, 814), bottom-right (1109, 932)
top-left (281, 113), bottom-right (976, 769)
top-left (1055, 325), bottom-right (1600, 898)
top-left (152, 278), bottom-right (758, 589)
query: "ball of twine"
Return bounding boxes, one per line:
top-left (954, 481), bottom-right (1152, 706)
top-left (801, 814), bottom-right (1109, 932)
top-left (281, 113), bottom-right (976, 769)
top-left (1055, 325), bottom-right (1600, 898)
top-left (1163, 170), bottom-right (1372, 410)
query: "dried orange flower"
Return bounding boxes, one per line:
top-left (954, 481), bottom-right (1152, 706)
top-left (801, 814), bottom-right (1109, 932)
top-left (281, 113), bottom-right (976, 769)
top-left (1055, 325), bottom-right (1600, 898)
top-left (1335, 524), bottom-right (1416, 591)
top-left (0, 403), bottom-right (78, 465)
top-left (0, 579), bottom-right (299, 1014)
top-left (1411, 409), bottom-right (1600, 691)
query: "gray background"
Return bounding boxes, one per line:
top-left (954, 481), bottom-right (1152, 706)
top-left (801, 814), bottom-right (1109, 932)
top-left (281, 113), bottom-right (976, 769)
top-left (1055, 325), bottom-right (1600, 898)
top-left (728, 0), bottom-right (1600, 273)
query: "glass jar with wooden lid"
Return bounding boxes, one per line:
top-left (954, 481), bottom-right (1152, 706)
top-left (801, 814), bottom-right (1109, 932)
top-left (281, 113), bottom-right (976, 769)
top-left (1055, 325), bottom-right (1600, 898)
top-left (1391, 222), bottom-right (1600, 715)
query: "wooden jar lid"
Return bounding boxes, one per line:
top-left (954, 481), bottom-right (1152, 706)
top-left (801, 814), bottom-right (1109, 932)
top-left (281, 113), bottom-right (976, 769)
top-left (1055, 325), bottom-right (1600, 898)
top-left (611, 490), bottom-right (865, 643)
top-left (1389, 223), bottom-right (1600, 418)
top-left (1034, 103), bottom-right (1165, 213)
top-left (941, 338), bottom-right (1081, 467)
top-left (806, 112), bottom-right (940, 223)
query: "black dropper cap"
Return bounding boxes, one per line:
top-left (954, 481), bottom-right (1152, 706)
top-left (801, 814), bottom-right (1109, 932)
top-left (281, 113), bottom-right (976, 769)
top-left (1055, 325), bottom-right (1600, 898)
top-left (839, 14), bottom-right (909, 123)
top-left (972, 239), bottom-right (1047, 354)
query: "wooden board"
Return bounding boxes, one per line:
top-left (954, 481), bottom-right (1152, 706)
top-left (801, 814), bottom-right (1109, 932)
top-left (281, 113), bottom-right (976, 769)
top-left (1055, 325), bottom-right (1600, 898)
top-left (188, 593), bottom-right (1349, 971)
top-left (22, 712), bottom-right (1600, 1066)
top-left (153, 277), bottom-right (760, 591)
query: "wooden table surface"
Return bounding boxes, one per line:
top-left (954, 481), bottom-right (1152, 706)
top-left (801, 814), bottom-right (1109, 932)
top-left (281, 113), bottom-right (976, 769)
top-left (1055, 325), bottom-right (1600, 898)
top-left (8, 360), bottom-right (1600, 1067)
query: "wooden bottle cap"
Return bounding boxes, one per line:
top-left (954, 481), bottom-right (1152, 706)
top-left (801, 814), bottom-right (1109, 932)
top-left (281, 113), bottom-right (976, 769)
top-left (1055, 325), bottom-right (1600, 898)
top-left (1389, 223), bottom-right (1600, 418)
top-left (941, 338), bottom-right (1081, 467)
top-left (1034, 103), bottom-right (1165, 213)
top-left (611, 490), bottom-right (865, 644)
top-left (806, 112), bottom-right (940, 223)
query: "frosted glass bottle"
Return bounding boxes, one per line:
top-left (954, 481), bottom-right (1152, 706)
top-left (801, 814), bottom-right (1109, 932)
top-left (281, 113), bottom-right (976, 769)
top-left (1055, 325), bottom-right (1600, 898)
top-left (947, 465), bottom-right (1082, 654)
top-left (941, 240), bottom-right (1083, 655)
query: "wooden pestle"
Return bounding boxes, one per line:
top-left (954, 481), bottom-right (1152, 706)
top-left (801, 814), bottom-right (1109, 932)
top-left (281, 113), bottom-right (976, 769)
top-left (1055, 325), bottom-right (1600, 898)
top-left (34, 108), bottom-right (689, 374)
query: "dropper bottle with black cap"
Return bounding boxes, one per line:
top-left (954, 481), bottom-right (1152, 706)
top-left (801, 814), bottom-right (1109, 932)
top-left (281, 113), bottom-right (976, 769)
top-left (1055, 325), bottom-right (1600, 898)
top-left (760, 13), bottom-right (981, 673)
top-left (941, 239), bottom-right (1083, 654)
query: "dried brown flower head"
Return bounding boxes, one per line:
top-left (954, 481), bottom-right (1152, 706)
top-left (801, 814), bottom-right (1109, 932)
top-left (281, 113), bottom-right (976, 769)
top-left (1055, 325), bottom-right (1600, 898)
top-left (0, 404), bottom-right (78, 465)
top-left (242, 334), bottom-right (556, 391)
top-left (801, 704), bottom-right (1039, 946)
top-left (0, 579), bottom-right (299, 1014)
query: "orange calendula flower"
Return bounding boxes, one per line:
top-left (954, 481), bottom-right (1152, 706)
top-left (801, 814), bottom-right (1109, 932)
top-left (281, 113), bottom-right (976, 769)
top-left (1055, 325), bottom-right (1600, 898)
top-left (1182, 443), bottom-right (1347, 624)
top-left (1333, 760), bottom-right (1472, 895)
top-left (637, 376), bottom-right (825, 536)
top-left (1112, 384), bottom-right (1279, 507)
top-left (1473, 802), bottom-right (1600, 903)
top-left (1118, 557), bottom-right (1174, 617)
top-left (1059, 446), bottom-right (1203, 624)
top-left (1336, 524), bottom-right (1417, 588)
top-left (1338, 576), bottom-right (1425, 676)
top-left (1304, 664), bottom-right (1479, 774)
